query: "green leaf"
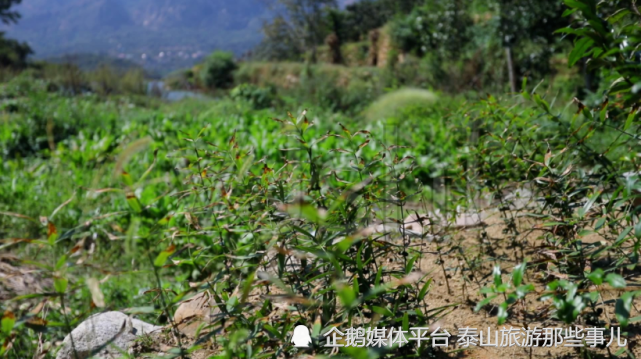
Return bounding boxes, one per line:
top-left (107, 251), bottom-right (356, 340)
top-left (497, 302), bottom-right (508, 325)
top-left (614, 226), bottom-right (633, 247)
top-left (533, 94), bottom-right (551, 113)
top-left (608, 8), bottom-right (631, 24)
top-left (55, 255), bottom-right (67, 271)
top-left (311, 320), bottom-right (321, 339)
top-left (564, 0), bottom-right (597, 20)
top-left (154, 244), bottom-right (176, 267)
top-left (54, 277), bottom-right (68, 294)
top-left (616, 292), bottom-right (634, 327)
top-left (587, 268), bottom-right (604, 285)
top-left (605, 273), bottom-right (626, 289)
top-left (283, 203), bottom-right (326, 224)
top-left (355, 242), bottom-right (364, 271)
top-left (402, 312), bottom-right (409, 331)
top-left (492, 265), bottom-right (502, 287)
top-left (599, 103), bottom-right (608, 122)
top-left (609, 77), bottom-right (632, 94)
top-left (336, 283), bottom-right (357, 308)
top-left (125, 192), bottom-right (143, 214)
top-left (624, 109), bottom-right (637, 131)
top-left (375, 266), bottom-right (382, 286)
top-left (474, 295), bottom-right (497, 312)
top-left (370, 305), bottom-right (394, 317)
top-left (512, 262), bottom-right (526, 287)
top-left (417, 278), bottom-right (432, 302)
top-left (1, 311), bottom-right (15, 336)
top-left (569, 37), bottom-right (595, 67)
top-left (263, 324), bottom-right (283, 340)
top-left (515, 284), bottom-right (535, 298)
top-left (580, 190), bottom-right (602, 218)
top-left (121, 171), bottom-right (135, 187)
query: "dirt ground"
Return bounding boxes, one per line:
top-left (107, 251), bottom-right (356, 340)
top-left (154, 206), bottom-right (641, 359)
top-left (412, 210), bottom-right (641, 359)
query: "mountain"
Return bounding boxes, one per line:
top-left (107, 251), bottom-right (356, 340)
top-left (4, 0), bottom-right (356, 75)
top-left (3, 0), bottom-right (273, 74)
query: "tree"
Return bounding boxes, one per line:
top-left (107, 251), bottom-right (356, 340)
top-left (0, 0), bottom-right (22, 25)
top-left (390, 0), bottom-right (473, 59)
top-left (389, 0), bottom-right (569, 91)
top-left (0, 1), bottom-right (31, 69)
top-left (0, 32), bottom-right (31, 68)
top-left (496, 0), bottom-right (568, 91)
top-left (259, 0), bottom-right (337, 62)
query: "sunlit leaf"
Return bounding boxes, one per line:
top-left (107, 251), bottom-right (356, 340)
top-left (1, 311), bottom-right (15, 336)
top-left (154, 244), bottom-right (176, 267)
top-left (512, 262), bottom-right (526, 287)
top-left (605, 273), bottom-right (626, 288)
top-left (54, 277), bottom-right (68, 294)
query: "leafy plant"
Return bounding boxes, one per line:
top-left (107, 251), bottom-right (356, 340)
top-left (201, 51), bottom-right (238, 90)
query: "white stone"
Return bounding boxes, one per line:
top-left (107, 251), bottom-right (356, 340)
top-left (55, 311), bottom-right (162, 359)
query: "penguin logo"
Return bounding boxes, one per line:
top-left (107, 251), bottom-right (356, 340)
top-left (291, 325), bottom-right (312, 347)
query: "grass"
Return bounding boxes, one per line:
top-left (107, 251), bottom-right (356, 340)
top-left (1, 58), bottom-right (641, 358)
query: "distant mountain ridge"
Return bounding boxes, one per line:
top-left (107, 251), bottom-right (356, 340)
top-left (4, 0), bottom-right (273, 74)
top-left (4, 0), bottom-right (354, 74)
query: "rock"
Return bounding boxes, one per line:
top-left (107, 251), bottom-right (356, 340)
top-left (55, 311), bottom-right (162, 359)
top-left (404, 209), bottom-right (485, 234)
top-left (174, 291), bottom-right (220, 338)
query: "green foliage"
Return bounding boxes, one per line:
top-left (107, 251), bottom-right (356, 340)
top-left (0, 0), bottom-right (32, 70)
top-left (389, 0), bottom-right (472, 59)
top-left (230, 83), bottom-right (277, 109)
top-left (200, 51), bottom-right (238, 90)
top-left (388, 0), bottom-right (570, 92)
top-left (120, 68), bottom-right (147, 95)
top-left (329, 0), bottom-right (423, 43)
top-left (257, 0), bottom-right (338, 62)
top-left (0, 32), bottom-right (31, 69)
top-left (235, 62), bottom-right (385, 114)
top-left (44, 53), bottom-right (151, 75)
top-left (362, 88), bottom-right (438, 122)
top-left (0, 0), bottom-right (21, 25)
top-left (0, 86), bottom-right (453, 357)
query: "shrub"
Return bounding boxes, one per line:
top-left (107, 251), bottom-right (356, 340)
top-left (120, 68), bottom-right (146, 95)
top-left (88, 64), bottom-right (120, 95)
top-left (200, 50), bottom-right (238, 90)
top-left (230, 83), bottom-right (277, 109)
